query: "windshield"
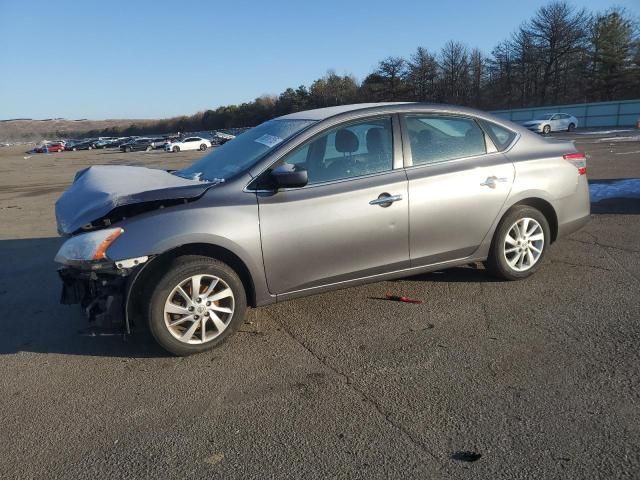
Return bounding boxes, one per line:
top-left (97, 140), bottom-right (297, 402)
top-left (176, 118), bottom-right (316, 181)
top-left (535, 114), bottom-right (554, 120)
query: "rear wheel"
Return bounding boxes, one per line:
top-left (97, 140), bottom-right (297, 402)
top-left (199, 143), bottom-right (207, 151)
top-left (126, 146), bottom-right (132, 153)
top-left (542, 125), bottom-right (551, 134)
top-left (148, 255), bottom-right (247, 356)
top-left (486, 206), bottom-right (550, 280)
top-left (146, 145), bottom-right (152, 152)
top-left (567, 123), bottom-right (575, 132)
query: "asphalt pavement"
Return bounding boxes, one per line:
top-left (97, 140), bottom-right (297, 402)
top-left (0, 133), bottom-right (638, 479)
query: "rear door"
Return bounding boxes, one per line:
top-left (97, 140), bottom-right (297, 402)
top-left (255, 115), bottom-right (409, 295)
top-left (401, 114), bottom-right (514, 266)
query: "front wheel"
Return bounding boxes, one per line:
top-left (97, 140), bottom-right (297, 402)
top-left (173, 146), bottom-right (180, 152)
top-left (542, 125), bottom-right (551, 134)
top-left (486, 206), bottom-right (550, 280)
top-left (148, 255), bottom-right (247, 356)
top-left (146, 145), bottom-right (152, 152)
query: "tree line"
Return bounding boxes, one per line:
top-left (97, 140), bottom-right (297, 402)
top-left (78, 1), bottom-right (639, 138)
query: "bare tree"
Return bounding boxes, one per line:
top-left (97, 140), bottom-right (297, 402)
top-left (469, 48), bottom-right (485, 107)
top-left (376, 56), bottom-right (408, 100)
top-left (439, 41), bottom-right (470, 104)
top-left (406, 47), bottom-right (439, 101)
top-left (486, 40), bottom-right (515, 108)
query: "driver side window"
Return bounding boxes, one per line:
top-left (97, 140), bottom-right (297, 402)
top-left (281, 116), bottom-right (393, 185)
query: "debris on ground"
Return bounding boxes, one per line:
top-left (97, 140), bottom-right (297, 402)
top-left (385, 294), bottom-right (423, 304)
top-left (203, 453), bottom-right (225, 465)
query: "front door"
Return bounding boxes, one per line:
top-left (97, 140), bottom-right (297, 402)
top-left (256, 116), bottom-right (410, 295)
top-left (401, 114), bottom-right (514, 266)
top-left (550, 114), bottom-right (565, 132)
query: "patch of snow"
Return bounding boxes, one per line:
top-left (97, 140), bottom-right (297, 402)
top-left (597, 135), bottom-right (640, 143)
top-left (590, 179), bottom-right (640, 202)
top-left (576, 129), bottom-right (635, 136)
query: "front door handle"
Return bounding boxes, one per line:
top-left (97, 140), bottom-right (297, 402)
top-left (369, 193), bottom-right (403, 207)
top-left (480, 176), bottom-right (508, 189)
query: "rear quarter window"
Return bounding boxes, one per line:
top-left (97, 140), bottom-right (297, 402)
top-left (484, 122), bottom-right (517, 151)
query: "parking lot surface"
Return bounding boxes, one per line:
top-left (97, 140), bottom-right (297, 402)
top-left (0, 134), bottom-right (639, 479)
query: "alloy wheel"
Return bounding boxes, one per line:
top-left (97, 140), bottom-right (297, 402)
top-left (503, 217), bottom-right (545, 272)
top-left (163, 274), bottom-right (235, 344)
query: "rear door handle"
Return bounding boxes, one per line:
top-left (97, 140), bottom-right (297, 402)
top-left (480, 176), bottom-right (508, 189)
top-left (369, 193), bottom-right (403, 207)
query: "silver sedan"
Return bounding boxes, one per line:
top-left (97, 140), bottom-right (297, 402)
top-left (54, 103), bottom-right (590, 355)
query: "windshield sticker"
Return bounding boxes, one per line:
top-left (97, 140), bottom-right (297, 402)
top-left (254, 134), bottom-right (283, 148)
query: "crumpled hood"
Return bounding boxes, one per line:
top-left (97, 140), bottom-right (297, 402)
top-left (55, 165), bottom-right (214, 235)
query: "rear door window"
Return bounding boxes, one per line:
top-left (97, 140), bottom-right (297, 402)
top-left (404, 115), bottom-right (487, 166)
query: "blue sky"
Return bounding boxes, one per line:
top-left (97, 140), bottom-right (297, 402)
top-left (0, 0), bottom-right (637, 120)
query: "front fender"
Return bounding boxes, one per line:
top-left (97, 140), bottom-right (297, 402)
top-left (105, 189), bottom-right (272, 305)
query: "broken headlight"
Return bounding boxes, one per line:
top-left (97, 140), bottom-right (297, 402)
top-left (55, 227), bottom-right (124, 264)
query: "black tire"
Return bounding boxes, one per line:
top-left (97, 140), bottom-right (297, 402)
top-left (486, 205), bottom-right (550, 281)
top-left (126, 147), bottom-right (132, 152)
top-left (542, 124), bottom-right (551, 134)
top-left (146, 145), bottom-right (152, 152)
top-left (567, 123), bottom-right (575, 132)
top-left (173, 146), bottom-right (180, 152)
top-left (199, 144), bottom-right (207, 151)
top-left (148, 255), bottom-right (247, 356)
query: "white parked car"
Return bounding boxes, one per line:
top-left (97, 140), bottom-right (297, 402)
top-left (165, 137), bottom-right (212, 152)
top-left (521, 113), bottom-right (578, 134)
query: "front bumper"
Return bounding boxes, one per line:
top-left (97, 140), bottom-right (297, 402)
top-left (524, 124), bottom-right (543, 132)
top-left (58, 266), bottom-right (128, 329)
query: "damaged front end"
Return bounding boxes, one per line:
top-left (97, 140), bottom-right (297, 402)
top-left (53, 224), bottom-right (151, 333)
top-left (54, 164), bottom-right (220, 333)
top-left (58, 256), bottom-right (149, 333)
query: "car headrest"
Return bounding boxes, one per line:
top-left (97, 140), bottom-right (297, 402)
top-left (465, 127), bottom-right (481, 139)
top-left (366, 128), bottom-right (384, 154)
top-left (335, 129), bottom-right (359, 154)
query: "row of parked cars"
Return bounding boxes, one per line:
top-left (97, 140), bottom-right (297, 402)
top-left (118, 136), bottom-right (216, 153)
top-left (31, 131), bottom-right (238, 154)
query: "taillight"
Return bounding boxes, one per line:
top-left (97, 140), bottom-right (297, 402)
top-left (563, 152), bottom-right (587, 175)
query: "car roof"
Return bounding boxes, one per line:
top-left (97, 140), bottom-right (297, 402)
top-left (277, 102), bottom-right (412, 120)
top-left (275, 102), bottom-right (518, 124)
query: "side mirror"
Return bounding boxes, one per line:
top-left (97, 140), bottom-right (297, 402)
top-left (271, 163), bottom-right (308, 189)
